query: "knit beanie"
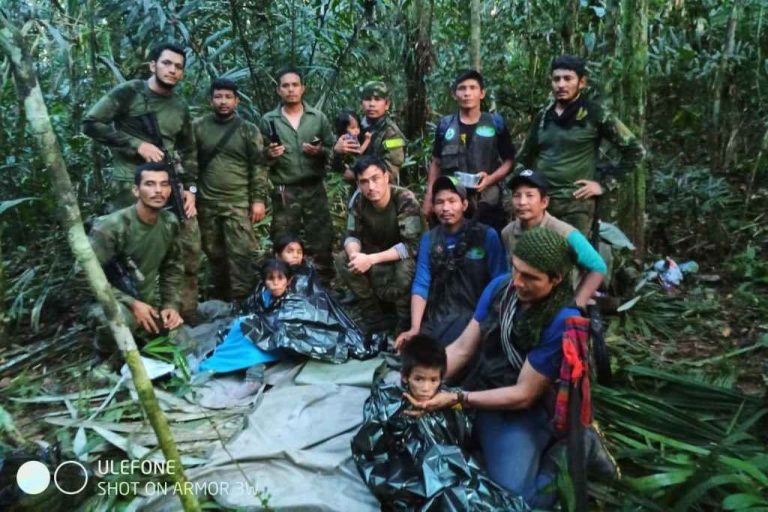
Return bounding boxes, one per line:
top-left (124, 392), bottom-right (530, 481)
top-left (514, 227), bottom-right (574, 277)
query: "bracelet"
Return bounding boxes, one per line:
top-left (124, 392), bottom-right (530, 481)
top-left (456, 390), bottom-right (467, 407)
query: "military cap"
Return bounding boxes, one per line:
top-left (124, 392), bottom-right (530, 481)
top-left (361, 81), bottom-right (390, 99)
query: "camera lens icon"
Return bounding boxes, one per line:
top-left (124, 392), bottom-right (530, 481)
top-left (16, 461), bottom-right (50, 495)
top-left (16, 460), bottom-right (89, 496)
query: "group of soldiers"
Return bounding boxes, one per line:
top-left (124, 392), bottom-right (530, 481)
top-left (82, 42), bottom-right (644, 348)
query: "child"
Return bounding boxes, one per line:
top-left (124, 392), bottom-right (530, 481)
top-left (352, 334), bottom-right (526, 510)
top-left (198, 259), bottom-right (292, 398)
top-left (400, 334), bottom-right (446, 403)
top-left (334, 110), bottom-right (371, 183)
top-left (272, 233), bottom-right (318, 295)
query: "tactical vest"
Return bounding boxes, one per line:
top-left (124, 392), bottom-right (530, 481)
top-left (438, 112), bottom-right (501, 175)
top-left (426, 220), bottom-right (491, 321)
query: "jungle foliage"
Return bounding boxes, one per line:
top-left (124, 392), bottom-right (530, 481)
top-left (0, 0), bottom-right (766, 510)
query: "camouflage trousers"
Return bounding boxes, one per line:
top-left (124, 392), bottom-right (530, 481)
top-left (271, 181), bottom-right (334, 285)
top-left (106, 180), bottom-right (202, 323)
top-left (548, 197), bottom-right (596, 237)
top-left (199, 204), bottom-right (259, 302)
top-left (334, 252), bottom-right (414, 327)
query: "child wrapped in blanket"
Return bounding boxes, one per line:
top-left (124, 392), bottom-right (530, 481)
top-left (351, 334), bottom-right (529, 511)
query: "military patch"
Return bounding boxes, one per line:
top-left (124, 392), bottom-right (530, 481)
top-left (476, 125), bottom-right (496, 137)
top-left (445, 127), bottom-right (456, 141)
top-left (466, 246), bottom-right (486, 259)
top-left (383, 138), bottom-right (406, 149)
top-left (576, 107), bottom-right (588, 121)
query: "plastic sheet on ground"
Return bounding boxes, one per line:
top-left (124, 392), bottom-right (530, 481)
top-left (140, 381), bottom-right (379, 511)
top-left (295, 357), bottom-right (385, 387)
top-left (240, 284), bottom-right (381, 363)
top-left (351, 378), bottom-right (530, 511)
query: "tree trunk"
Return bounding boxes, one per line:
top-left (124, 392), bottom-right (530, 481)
top-left (615, 0), bottom-right (649, 254)
top-left (0, 15), bottom-right (201, 512)
top-left (710, 0), bottom-right (740, 172)
top-left (469, 0), bottom-right (481, 71)
top-left (403, 0), bottom-right (433, 144)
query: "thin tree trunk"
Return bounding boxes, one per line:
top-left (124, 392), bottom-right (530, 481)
top-left (469, 0), bottom-right (481, 71)
top-left (229, 0), bottom-right (260, 95)
top-left (0, 15), bottom-right (201, 512)
top-left (87, 0), bottom-right (103, 191)
top-left (403, 0), bottom-right (433, 142)
top-left (0, 230), bottom-right (6, 348)
top-left (711, 0), bottom-right (740, 172)
top-left (615, 0), bottom-right (649, 254)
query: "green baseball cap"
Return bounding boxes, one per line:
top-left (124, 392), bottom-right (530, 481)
top-left (361, 81), bottom-right (390, 99)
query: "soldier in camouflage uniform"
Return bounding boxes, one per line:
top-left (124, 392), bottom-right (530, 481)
top-left (334, 81), bottom-right (407, 184)
top-left (194, 78), bottom-right (269, 301)
top-left (334, 155), bottom-right (424, 331)
top-left (259, 67), bottom-right (337, 286)
top-left (87, 163), bottom-right (184, 351)
top-left (83, 42), bottom-right (202, 323)
top-left (516, 55), bottom-right (645, 235)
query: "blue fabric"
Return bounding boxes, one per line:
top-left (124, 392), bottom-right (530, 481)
top-left (198, 317), bottom-right (282, 373)
top-left (411, 226), bottom-right (508, 299)
top-left (474, 273), bottom-right (510, 323)
top-left (566, 230), bottom-right (607, 274)
top-left (475, 405), bottom-right (557, 509)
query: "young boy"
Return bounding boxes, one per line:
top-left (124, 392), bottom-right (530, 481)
top-left (352, 334), bottom-right (527, 510)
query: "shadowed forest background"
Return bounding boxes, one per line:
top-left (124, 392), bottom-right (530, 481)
top-left (0, 0), bottom-right (767, 510)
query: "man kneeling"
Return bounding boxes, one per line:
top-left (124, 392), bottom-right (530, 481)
top-left (88, 162), bottom-right (184, 352)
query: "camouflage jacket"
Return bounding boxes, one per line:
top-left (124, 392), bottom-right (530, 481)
top-left (89, 206), bottom-right (184, 311)
top-left (83, 79), bottom-right (198, 186)
top-left (345, 185), bottom-right (424, 257)
top-left (194, 113), bottom-right (269, 209)
top-left (516, 96), bottom-right (645, 201)
top-left (362, 114), bottom-right (407, 183)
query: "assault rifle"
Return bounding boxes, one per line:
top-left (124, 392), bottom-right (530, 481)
top-left (139, 112), bottom-right (187, 223)
top-left (103, 257), bottom-right (144, 298)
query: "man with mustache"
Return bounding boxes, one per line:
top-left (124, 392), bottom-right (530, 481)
top-left (193, 78), bottom-right (268, 301)
top-left (87, 163), bottom-right (185, 353)
top-left (83, 42), bottom-right (202, 324)
top-left (396, 176), bottom-right (507, 349)
top-left (516, 54), bottom-right (645, 236)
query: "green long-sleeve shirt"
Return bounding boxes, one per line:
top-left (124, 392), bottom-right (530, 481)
top-left (259, 102), bottom-right (336, 185)
top-left (83, 79), bottom-right (198, 186)
top-left (516, 97), bottom-right (645, 202)
top-left (89, 206), bottom-right (184, 311)
top-left (193, 113), bottom-right (269, 208)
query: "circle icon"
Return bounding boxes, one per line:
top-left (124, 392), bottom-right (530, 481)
top-left (54, 460), bottom-right (89, 495)
top-left (16, 461), bottom-right (51, 495)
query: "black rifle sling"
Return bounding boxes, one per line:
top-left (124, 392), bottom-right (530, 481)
top-left (198, 117), bottom-right (243, 172)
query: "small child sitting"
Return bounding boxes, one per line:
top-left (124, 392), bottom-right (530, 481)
top-left (272, 233), bottom-right (318, 295)
top-left (352, 335), bottom-right (527, 510)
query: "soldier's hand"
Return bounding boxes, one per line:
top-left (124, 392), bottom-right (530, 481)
top-left (394, 327), bottom-right (419, 351)
top-left (302, 142), bottom-right (323, 156)
top-left (137, 142), bottom-right (165, 163)
top-left (267, 143), bottom-right (285, 158)
top-left (160, 308), bottom-right (184, 330)
top-left (333, 135), bottom-right (361, 155)
top-left (250, 201), bottom-right (266, 223)
top-left (573, 179), bottom-right (603, 200)
top-left (348, 252), bottom-right (374, 274)
top-left (131, 300), bottom-right (160, 334)
top-left (183, 191), bottom-right (197, 218)
top-left (475, 171), bottom-right (490, 192)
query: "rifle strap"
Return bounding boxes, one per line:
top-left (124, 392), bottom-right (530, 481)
top-left (199, 117), bottom-right (243, 172)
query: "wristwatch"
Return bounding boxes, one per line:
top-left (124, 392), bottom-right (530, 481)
top-left (187, 185), bottom-right (198, 194)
